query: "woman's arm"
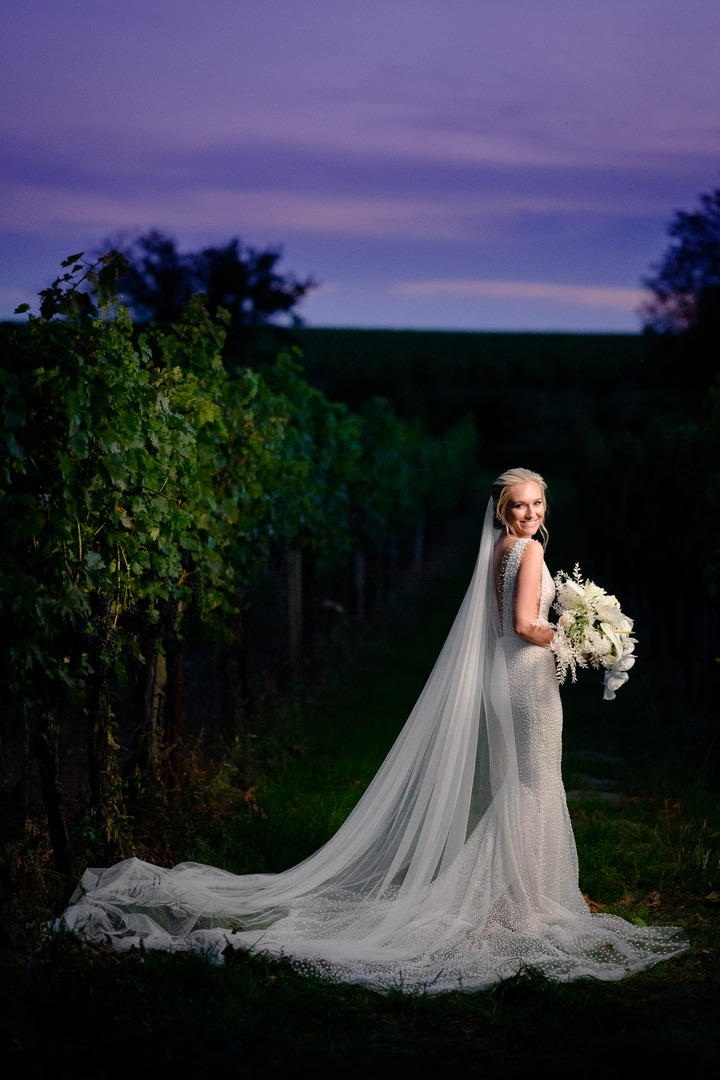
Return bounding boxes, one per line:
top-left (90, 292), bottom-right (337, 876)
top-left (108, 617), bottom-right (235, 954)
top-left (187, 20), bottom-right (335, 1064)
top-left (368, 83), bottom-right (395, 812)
top-left (513, 540), bottom-right (554, 646)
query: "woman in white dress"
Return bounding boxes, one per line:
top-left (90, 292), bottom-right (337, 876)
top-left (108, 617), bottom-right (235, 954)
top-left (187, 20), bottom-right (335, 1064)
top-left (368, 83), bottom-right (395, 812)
top-left (59, 469), bottom-right (687, 991)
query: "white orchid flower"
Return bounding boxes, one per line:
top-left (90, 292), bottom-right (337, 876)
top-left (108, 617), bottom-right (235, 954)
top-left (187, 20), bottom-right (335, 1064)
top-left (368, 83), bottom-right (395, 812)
top-left (603, 669), bottom-right (629, 700)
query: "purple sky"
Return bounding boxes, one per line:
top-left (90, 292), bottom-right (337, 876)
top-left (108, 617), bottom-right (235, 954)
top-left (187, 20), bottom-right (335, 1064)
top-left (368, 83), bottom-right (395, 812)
top-left (2, 0), bottom-right (719, 330)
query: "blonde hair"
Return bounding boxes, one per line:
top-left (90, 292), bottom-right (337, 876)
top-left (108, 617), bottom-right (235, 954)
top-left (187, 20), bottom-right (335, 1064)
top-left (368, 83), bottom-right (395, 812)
top-left (492, 467), bottom-right (549, 545)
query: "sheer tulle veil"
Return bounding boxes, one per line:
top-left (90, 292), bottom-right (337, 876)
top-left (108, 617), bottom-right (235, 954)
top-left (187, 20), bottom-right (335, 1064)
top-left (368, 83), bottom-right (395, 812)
top-left (59, 497), bottom-right (687, 990)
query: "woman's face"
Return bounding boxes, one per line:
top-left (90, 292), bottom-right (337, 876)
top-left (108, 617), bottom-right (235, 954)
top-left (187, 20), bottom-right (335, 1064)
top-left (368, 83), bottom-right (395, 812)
top-left (506, 481), bottom-right (545, 538)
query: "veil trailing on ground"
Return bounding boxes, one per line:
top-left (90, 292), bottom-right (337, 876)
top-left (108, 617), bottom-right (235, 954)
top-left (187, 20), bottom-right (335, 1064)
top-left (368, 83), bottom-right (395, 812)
top-left (59, 498), bottom-right (687, 991)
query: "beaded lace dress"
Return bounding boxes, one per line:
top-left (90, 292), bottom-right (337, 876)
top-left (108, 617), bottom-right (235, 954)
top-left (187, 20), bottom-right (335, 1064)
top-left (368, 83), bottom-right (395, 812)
top-left (58, 500), bottom-right (687, 991)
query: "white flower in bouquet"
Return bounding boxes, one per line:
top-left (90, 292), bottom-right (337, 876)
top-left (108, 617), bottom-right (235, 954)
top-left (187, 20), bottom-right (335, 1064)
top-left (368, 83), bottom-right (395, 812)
top-left (550, 564), bottom-right (636, 700)
top-left (554, 577), bottom-right (585, 610)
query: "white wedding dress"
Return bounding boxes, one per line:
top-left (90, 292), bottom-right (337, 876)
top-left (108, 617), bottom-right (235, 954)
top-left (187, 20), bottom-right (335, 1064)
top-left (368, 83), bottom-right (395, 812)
top-left (59, 500), bottom-right (687, 992)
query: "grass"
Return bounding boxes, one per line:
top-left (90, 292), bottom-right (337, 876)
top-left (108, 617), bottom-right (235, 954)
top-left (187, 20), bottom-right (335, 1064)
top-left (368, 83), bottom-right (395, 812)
top-left (2, 530), bottom-right (719, 1077)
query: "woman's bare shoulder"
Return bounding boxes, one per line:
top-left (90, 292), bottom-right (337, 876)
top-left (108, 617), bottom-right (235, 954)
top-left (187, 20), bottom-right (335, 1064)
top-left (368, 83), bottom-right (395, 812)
top-left (516, 538), bottom-right (544, 573)
top-left (494, 534), bottom-right (540, 559)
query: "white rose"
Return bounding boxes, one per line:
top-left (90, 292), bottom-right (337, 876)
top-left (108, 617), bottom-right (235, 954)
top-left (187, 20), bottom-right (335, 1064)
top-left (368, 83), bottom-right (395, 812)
top-left (557, 579), bottom-right (584, 608)
top-left (585, 581), bottom-right (607, 601)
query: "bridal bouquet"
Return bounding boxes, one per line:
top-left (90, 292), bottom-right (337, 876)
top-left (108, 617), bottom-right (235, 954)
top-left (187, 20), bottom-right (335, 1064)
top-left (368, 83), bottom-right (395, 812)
top-left (550, 565), bottom-right (636, 700)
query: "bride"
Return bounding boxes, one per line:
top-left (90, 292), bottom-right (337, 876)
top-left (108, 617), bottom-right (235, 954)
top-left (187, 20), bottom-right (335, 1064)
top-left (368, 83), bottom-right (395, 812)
top-left (59, 468), bottom-right (687, 992)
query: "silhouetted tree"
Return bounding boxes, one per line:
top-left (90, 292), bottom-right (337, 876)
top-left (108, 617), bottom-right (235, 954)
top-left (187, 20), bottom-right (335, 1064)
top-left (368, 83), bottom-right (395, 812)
top-left (114, 232), bottom-right (316, 357)
top-left (195, 239), bottom-right (315, 327)
top-left (642, 186), bottom-right (720, 389)
top-left (116, 231), bottom-right (193, 323)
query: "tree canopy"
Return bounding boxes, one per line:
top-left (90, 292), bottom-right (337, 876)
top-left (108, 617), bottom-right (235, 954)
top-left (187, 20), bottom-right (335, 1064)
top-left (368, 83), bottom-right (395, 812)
top-left (642, 185), bottom-right (720, 387)
top-left (114, 231), bottom-right (316, 331)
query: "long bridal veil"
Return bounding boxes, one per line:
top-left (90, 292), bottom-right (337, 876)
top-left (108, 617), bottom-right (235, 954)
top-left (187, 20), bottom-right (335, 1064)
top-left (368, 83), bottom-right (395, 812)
top-left (59, 499), bottom-right (687, 991)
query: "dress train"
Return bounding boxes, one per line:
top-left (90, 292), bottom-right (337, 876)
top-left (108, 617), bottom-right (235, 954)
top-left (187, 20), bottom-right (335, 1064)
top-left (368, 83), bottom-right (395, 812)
top-left (58, 501), bottom-right (687, 992)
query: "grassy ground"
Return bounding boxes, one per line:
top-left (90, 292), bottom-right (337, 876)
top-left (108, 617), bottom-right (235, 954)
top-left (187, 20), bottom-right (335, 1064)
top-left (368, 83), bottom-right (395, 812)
top-left (2, 534), bottom-right (719, 1078)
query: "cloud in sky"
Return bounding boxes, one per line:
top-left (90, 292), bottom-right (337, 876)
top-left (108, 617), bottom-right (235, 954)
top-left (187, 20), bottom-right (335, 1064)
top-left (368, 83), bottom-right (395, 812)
top-left (393, 279), bottom-right (648, 313)
top-left (6, 168), bottom-right (674, 244)
top-left (1, 0), bottom-right (719, 328)
top-left (1, 184), bottom-right (469, 241)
